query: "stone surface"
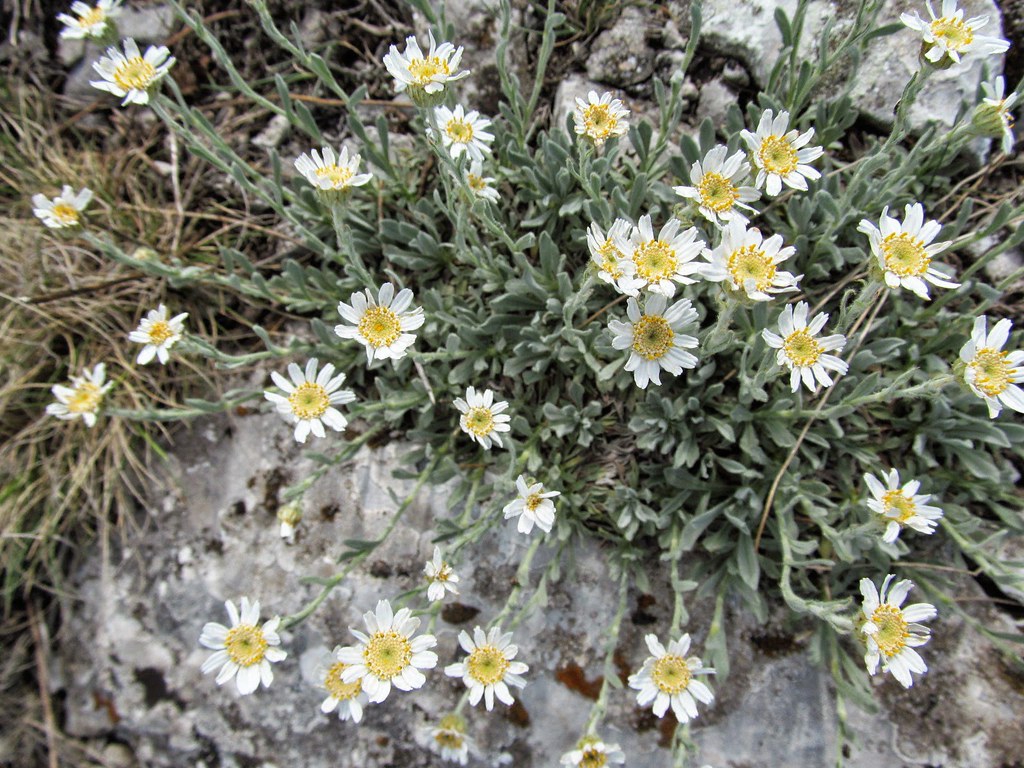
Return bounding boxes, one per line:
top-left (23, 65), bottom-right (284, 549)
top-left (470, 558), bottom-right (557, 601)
top-left (585, 7), bottom-right (658, 88)
top-left (55, 408), bottom-right (1024, 767)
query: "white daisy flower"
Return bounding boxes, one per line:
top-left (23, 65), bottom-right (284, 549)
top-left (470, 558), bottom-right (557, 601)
top-left (424, 546), bottom-right (459, 602)
top-left (294, 145), bottom-right (373, 198)
top-left (444, 625), bottom-right (528, 711)
top-left (465, 160), bottom-right (501, 203)
top-left (857, 203), bottom-right (959, 300)
top-left (32, 185), bottom-right (92, 229)
top-left (57, 0), bottom-right (122, 40)
top-left (46, 363), bottom-right (113, 428)
top-left (90, 38), bottom-right (175, 106)
top-left (859, 575), bottom-right (936, 689)
top-left (319, 647), bottom-right (367, 723)
top-left (741, 109), bottom-right (824, 197)
top-left (334, 282), bottom-right (425, 364)
top-left (700, 218), bottom-right (801, 302)
top-left (382, 31), bottom-right (469, 106)
top-left (432, 105), bottom-right (494, 163)
top-left (276, 502), bottom-right (302, 542)
top-left (336, 599), bottom-right (438, 704)
top-left (453, 386), bottom-right (511, 449)
top-left (959, 316), bottom-right (1024, 418)
top-left (762, 301), bottom-right (848, 393)
top-left (614, 214), bottom-right (705, 297)
top-left (975, 77), bottom-right (1019, 155)
top-left (864, 469), bottom-right (944, 544)
top-left (199, 597), bottom-right (287, 696)
top-left (587, 219), bottom-right (644, 296)
top-left (560, 736), bottom-right (626, 767)
top-left (628, 633), bottom-right (715, 722)
top-left (573, 90), bottom-right (630, 147)
top-left (673, 145), bottom-right (760, 226)
top-left (900, 0), bottom-right (1010, 67)
top-left (430, 713), bottom-right (473, 765)
top-left (127, 304), bottom-right (187, 365)
top-left (608, 295), bottom-right (699, 389)
top-left (264, 358), bottom-right (356, 444)
top-left (502, 474), bottom-right (561, 535)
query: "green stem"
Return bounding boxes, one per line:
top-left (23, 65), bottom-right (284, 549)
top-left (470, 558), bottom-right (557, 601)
top-left (584, 573), bottom-right (629, 734)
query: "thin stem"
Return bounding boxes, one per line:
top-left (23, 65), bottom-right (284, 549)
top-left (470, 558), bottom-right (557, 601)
top-left (584, 573), bottom-right (630, 735)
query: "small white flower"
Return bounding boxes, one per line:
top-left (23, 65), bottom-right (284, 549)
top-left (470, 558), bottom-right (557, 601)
top-left (741, 109), bottom-right (824, 197)
top-left (432, 105), bottom-right (494, 163)
top-left (294, 145), bottom-right (373, 194)
top-left (430, 713), bottom-right (473, 765)
top-left (336, 599), bottom-right (438, 704)
top-left (700, 218), bottom-right (801, 302)
top-left (334, 282), bottom-right (425, 364)
top-left (573, 90), bottom-right (630, 147)
top-left (444, 625), bottom-right (528, 711)
top-left (453, 386), bottom-right (511, 450)
top-left (465, 160), bottom-right (500, 202)
top-left (614, 214), bottom-right (705, 297)
top-left (127, 304), bottom-right (187, 365)
top-left (199, 597), bottom-right (287, 696)
top-left (32, 185), bottom-right (92, 229)
top-left (977, 77), bottom-right (1019, 155)
top-left (560, 736), bottom-right (626, 767)
top-left (608, 295), bottom-right (699, 389)
top-left (276, 502), bottom-right (302, 542)
top-left (864, 469), bottom-right (944, 544)
top-left (46, 363), bottom-right (113, 428)
top-left (319, 647), bottom-right (367, 723)
top-left (959, 316), bottom-right (1024, 418)
top-left (264, 358), bottom-right (356, 444)
top-left (424, 546), bottom-right (459, 602)
top-left (858, 203), bottom-right (959, 300)
top-left (502, 475), bottom-right (560, 535)
top-left (587, 219), bottom-right (643, 296)
top-left (900, 0), bottom-right (1010, 67)
top-left (859, 575), bottom-right (936, 688)
top-left (382, 32), bottom-right (469, 105)
top-left (628, 633), bottom-right (715, 722)
top-left (673, 145), bottom-right (760, 226)
top-left (57, 0), bottom-right (122, 40)
top-left (762, 301), bottom-right (848, 393)
top-left (90, 38), bottom-right (175, 106)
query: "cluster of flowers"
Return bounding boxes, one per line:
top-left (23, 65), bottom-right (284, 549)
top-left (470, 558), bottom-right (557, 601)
top-left (35, 0), bottom-right (1020, 762)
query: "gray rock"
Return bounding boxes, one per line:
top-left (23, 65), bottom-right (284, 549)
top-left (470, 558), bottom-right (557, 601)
top-left (585, 7), bottom-right (657, 88)
top-left (695, 77), bottom-right (737, 129)
top-left (252, 115), bottom-right (292, 150)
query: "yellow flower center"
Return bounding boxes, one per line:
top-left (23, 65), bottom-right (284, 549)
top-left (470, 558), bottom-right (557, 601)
top-left (77, 6), bottom-right (105, 26)
top-left (870, 604), bottom-right (909, 658)
top-left (727, 245), bottom-right (777, 291)
top-left (113, 56), bottom-right (157, 92)
top-left (288, 381), bottom-right (330, 420)
top-left (580, 748), bottom-right (609, 768)
top-left (445, 118), bottom-right (474, 144)
top-left (783, 329), bottom-right (823, 367)
top-left (632, 240), bottom-right (677, 282)
top-left (582, 104), bottom-right (619, 140)
top-left (525, 493), bottom-right (544, 512)
top-left (931, 16), bottom-right (974, 51)
top-left (652, 654), bottom-right (691, 694)
top-left (435, 730), bottom-right (464, 750)
top-left (357, 305), bottom-right (402, 348)
top-left (463, 406), bottom-right (495, 437)
top-left (758, 134), bottom-right (798, 175)
top-left (314, 164), bottom-right (354, 188)
top-left (467, 173), bottom-right (487, 192)
top-left (51, 203), bottom-right (80, 225)
top-left (323, 661), bottom-right (362, 701)
top-left (224, 624), bottom-right (268, 667)
top-left (596, 239), bottom-right (624, 277)
top-left (969, 347), bottom-right (1011, 397)
top-left (881, 490), bottom-right (918, 523)
top-left (698, 172), bottom-right (739, 213)
top-left (147, 320), bottom-right (174, 345)
top-left (408, 56), bottom-right (450, 85)
top-left (67, 382), bottom-right (103, 414)
top-left (466, 644), bottom-right (510, 685)
top-left (631, 315), bottom-right (675, 361)
top-left (881, 233), bottom-right (930, 277)
top-left (431, 563), bottom-right (454, 584)
top-left (363, 630), bottom-right (412, 680)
